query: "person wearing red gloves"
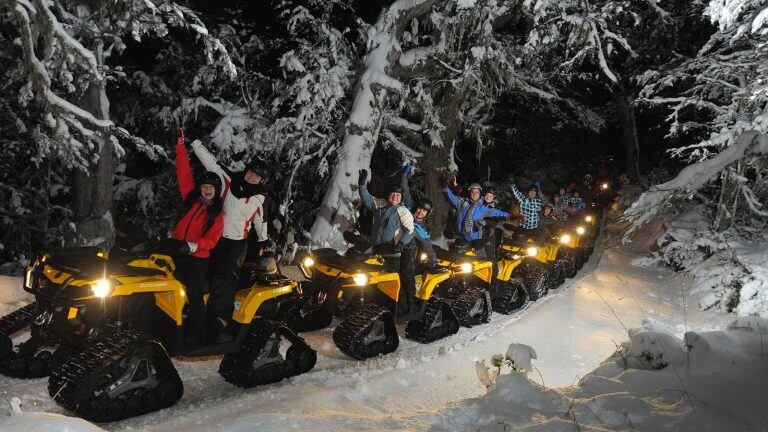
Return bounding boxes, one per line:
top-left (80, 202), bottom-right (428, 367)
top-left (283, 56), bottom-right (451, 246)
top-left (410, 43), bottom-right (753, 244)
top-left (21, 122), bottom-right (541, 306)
top-left (172, 128), bottom-right (225, 346)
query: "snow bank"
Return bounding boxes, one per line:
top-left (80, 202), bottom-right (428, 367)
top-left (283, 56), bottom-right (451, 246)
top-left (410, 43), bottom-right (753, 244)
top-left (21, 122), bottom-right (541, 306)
top-left (432, 318), bottom-right (768, 431)
top-left (0, 276), bottom-right (31, 316)
top-left (0, 397), bottom-right (104, 432)
top-left (631, 206), bottom-right (768, 318)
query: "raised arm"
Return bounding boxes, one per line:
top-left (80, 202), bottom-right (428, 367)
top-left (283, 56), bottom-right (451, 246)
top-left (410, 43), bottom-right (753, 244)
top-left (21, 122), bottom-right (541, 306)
top-left (441, 186), bottom-right (460, 208)
top-left (175, 130), bottom-right (195, 199)
top-left (510, 184), bottom-right (525, 203)
top-left (190, 139), bottom-right (230, 182)
top-left (357, 169), bottom-right (376, 211)
top-left (401, 164), bottom-right (413, 210)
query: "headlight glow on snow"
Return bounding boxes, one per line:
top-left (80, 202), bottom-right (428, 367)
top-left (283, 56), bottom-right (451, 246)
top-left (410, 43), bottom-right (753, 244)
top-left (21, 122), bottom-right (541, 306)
top-left (460, 262), bottom-right (473, 273)
top-left (526, 247), bottom-right (538, 257)
top-left (91, 279), bottom-right (113, 298)
top-left (576, 226), bottom-right (586, 235)
top-left (585, 215), bottom-right (593, 223)
top-left (560, 234), bottom-right (572, 244)
top-left (352, 273), bottom-right (369, 286)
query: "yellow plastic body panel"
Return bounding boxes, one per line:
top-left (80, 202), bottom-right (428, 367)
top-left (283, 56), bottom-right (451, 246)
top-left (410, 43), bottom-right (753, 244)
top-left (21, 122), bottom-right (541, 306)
top-left (469, 260), bottom-right (493, 284)
top-left (496, 257), bottom-right (523, 282)
top-left (232, 281), bottom-right (297, 324)
top-left (415, 271), bottom-right (452, 300)
top-left (313, 260), bottom-right (401, 302)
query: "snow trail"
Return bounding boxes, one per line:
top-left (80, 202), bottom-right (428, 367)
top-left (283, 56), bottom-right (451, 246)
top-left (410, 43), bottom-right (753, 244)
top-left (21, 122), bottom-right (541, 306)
top-left (0, 215), bottom-right (732, 431)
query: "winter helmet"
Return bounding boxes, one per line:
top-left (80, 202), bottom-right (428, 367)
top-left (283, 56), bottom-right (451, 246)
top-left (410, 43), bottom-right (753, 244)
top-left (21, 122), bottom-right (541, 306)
top-left (527, 184), bottom-right (538, 193)
top-left (199, 171), bottom-right (222, 194)
top-left (389, 185), bottom-right (404, 195)
top-left (245, 157), bottom-right (271, 182)
top-left (467, 183), bottom-right (483, 191)
top-left (484, 186), bottom-right (497, 196)
top-left (414, 199), bottom-right (433, 215)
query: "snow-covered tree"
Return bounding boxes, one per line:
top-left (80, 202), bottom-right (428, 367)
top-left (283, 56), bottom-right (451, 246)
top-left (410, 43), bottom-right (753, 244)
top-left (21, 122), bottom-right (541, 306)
top-left (627, 0), bottom-right (768, 234)
top-left (3, 0), bottom-right (234, 248)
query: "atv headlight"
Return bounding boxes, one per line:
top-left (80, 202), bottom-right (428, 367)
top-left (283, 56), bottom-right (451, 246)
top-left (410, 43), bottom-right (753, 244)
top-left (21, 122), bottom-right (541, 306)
top-left (526, 247), bottom-right (538, 257)
top-left (560, 234), bottom-right (572, 244)
top-left (299, 256), bottom-right (315, 279)
top-left (352, 273), bottom-right (369, 286)
top-left (585, 215), bottom-right (593, 223)
top-left (459, 262), bottom-right (473, 273)
top-left (601, 183), bottom-right (609, 190)
top-left (420, 253), bottom-right (428, 262)
top-left (576, 226), bottom-right (586, 235)
top-left (91, 279), bottom-right (113, 298)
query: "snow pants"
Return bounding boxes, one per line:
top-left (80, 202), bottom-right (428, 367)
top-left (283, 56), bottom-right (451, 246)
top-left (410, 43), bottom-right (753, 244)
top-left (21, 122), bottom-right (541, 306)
top-left (208, 237), bottom-right (247, 320)
top-left (173, 255), bottom-right (209, 339)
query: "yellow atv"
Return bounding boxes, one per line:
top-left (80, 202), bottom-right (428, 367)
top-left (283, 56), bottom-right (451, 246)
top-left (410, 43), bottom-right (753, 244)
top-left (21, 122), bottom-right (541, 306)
top-left (299, 241), bottom-right (491, 360)
top-left (492, 242), bottom-right (532, 313)
top-left (434, 239), bottom-right (495, 327)
top-left (0, 240), bottom-right (316, 422)
top-left (498, 230), bottom-right (556, 301)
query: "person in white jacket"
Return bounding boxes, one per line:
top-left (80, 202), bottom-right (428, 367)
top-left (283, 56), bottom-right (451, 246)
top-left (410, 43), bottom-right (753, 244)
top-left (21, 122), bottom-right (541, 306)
top-left (190, 140), bottom-right (270, 342)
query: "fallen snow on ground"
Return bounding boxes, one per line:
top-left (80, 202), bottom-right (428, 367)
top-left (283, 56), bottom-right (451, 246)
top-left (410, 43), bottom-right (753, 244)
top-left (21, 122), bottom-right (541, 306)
top-left (0, 213), bottom-right (736, 431)
top-left (433, 317), bottom-right (768, 431)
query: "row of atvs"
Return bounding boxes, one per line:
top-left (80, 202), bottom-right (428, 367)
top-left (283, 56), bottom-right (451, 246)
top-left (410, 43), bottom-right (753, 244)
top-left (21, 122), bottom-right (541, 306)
top-left (0, 213), bottom-right (599, 422)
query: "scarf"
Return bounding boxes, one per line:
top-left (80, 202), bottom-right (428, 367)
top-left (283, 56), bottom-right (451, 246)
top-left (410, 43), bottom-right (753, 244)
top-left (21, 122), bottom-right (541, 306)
top-left (462, 199), bottom-right (480, 237)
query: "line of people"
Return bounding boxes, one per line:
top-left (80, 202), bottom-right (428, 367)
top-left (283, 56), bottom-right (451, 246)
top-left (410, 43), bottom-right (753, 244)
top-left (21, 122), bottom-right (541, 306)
top-left (167, 127), bottom-right (597, 344)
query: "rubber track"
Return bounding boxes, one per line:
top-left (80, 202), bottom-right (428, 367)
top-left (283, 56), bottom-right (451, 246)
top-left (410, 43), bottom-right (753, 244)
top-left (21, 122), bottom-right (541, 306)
top-left (218, 319), bottom-right (316, 388)
top-left (333, 303), bottom-right (398, 360)
top-left (491, 280), bottom-right (528, 314)
top-left (0, 302), bottom-right (37, 336)
top-left (48, 329), bottom-right (182, 422)
top-left (559, 254), bottom-right (577, 279)
top-left (0, 302), bottom-right (63, 379)
top-left (404, 297), bottom-right (460, 343)
top-left (452, 286), bottom-right (491, 327)
top-left (524, 265), bottom-right (548, 301)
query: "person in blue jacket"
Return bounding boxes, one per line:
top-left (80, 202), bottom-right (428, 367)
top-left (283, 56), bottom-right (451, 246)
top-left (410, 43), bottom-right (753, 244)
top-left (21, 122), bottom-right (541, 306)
top-left (441, 180), bottom-right (516, 243)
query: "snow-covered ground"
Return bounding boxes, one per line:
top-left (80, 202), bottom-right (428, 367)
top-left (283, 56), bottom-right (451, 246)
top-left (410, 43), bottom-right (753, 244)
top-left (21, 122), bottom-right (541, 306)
top-left (0, 214), bottom-right (742, 431)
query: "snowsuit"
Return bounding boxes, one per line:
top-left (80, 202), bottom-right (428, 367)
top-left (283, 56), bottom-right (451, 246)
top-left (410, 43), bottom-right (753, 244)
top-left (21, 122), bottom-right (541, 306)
top-left (538, 213), bottom-right (561, 238)
top-left (401, 171), bottom-right (437, 265)
top-left (359, 183), bottom-right (415, 249)
top-left (172, 138), bottom-right (225, 340)
top-left (442, 187), bottom-right (509, 242)
top-left (565, 196), bottom-right (586, 213)
top-left (191, 140), bottom-right (268, 321)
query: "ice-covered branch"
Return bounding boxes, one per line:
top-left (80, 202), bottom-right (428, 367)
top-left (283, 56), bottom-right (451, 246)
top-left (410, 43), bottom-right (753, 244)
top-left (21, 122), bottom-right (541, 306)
top-left (624, 131), bottom-right (768, 238)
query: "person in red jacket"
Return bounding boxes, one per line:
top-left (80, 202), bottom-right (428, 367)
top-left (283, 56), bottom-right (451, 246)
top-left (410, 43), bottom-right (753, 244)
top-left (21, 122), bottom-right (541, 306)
top-left (172, 128), bottom-right (225, 346)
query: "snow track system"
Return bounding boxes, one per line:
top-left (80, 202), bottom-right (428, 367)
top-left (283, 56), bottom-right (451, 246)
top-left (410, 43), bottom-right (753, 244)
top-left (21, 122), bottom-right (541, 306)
top-left (219, 319), bottom-right (317, 388)
top-left (491, 280), bottom-right (528, 314)
top-left (48, 329), bottom-right (183, 423)
top-left (452, 287), bottom-right (492, 327)
top-left (404, 298), bottom-right (460, 343)
top-left (333, 304), bottom-right (399, 360)
top-left (0, 302), bottom-right (64, 379)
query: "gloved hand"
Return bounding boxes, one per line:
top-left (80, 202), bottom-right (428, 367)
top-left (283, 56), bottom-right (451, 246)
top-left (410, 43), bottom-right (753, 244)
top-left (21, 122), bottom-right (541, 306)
top-left (402, 163), bottom-right (413, 177)
top-left (393, 242), bottom-right (404, 254)
top-left (186, 242), bottom-right (198, 254)
top-left (358, 169), bottom-right (368, 186)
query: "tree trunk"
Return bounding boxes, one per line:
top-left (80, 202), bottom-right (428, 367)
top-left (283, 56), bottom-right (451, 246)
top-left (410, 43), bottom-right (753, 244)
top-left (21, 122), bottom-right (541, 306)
top-left (419, 86), bottom-right (463, 240)
top-left (612, 88), bottom-right (641, 182)
top-left (67, 34), bottom-right (114, 248)
top-left (309, 0), bottom-right (437, 248)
